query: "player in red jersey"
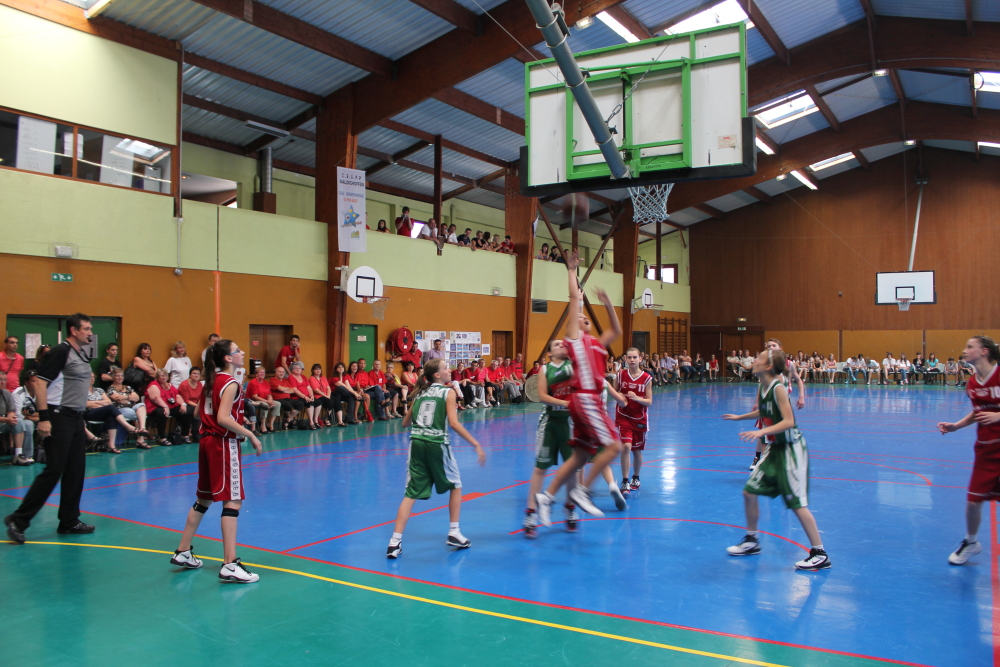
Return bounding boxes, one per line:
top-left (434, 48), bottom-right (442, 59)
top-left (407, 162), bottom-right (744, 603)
top-left (169, 339), bottom-right (263, 583)
top-left (615, 347), bottom-right (653, 495)
top-left (535, 250), bottom-right (625, 523)
top-left (938, 335), bottom-right (1000, 565)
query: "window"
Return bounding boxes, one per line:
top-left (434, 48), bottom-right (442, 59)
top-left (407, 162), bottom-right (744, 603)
top-left (0, 106), bottom-right (173, 195)
top-left (754, 93), bottom-right (818, 129)
top-left (647, 264), bottom-right (678, 284)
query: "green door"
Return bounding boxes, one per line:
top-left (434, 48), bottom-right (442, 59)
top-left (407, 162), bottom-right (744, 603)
top-left (5, 315), bottom-right (120, 373)
top-left (348, 324), bottom-right (377, 367)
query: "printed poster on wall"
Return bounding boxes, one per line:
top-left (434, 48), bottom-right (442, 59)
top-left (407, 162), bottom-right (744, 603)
top-left (16, 116), bottom-right (56, 174)
top-left (337, 167), bottom-right (367, 253)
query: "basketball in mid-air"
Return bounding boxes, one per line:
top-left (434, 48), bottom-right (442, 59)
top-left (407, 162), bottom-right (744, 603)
top-left (560, 193), bottom-right (590, 226)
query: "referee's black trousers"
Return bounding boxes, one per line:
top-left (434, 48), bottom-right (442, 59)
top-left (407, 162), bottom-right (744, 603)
top-left (11, 409), bottom-right (87, 529)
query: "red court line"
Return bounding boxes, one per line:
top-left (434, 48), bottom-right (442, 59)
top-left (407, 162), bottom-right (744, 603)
top-left (281, 480), bottom-right (531, 553)
top-left (810, 457), bottom-right (933, 486)
top-left (0, 497), bottom-right (931, 667)
top-left (507, 516), bottom-right (811, 551)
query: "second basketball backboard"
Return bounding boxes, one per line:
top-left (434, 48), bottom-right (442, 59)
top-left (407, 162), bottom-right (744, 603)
top-left (521, 22), bottom-right (754, 198)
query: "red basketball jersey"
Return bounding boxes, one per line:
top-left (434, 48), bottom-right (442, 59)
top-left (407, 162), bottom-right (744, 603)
top-left (563, 333), bottom-right (607, 393)
top-left (967, 365), bottom-right (1000, 447)
top-left (615, 368), bottom-right (651, 426)
top-left (199, 372), bottom-right (245, 439)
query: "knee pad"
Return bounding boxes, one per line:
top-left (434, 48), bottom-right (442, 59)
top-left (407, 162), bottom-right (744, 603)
top-left (221, 507), bottom-right (240, 518)
top-left (192, 502), bottom-right (209, 514)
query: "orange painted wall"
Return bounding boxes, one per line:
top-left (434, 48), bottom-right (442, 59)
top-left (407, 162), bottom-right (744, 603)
top-left (0, 253), bottom-right (327, 368)
top-left (926, 329), bottom-right (1000, 360)
top-left (767, 331), bottom-right (839, 357)
top-left (842, 330), bottom-right (924, 361)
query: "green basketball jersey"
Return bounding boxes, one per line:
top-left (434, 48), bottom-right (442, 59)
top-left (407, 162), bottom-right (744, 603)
top-left (411, 383), bottom-right (451, 445)
top-left (544, 360), bottom-right (573, 412)
top-left (758, 378), bottom-right (801, 446)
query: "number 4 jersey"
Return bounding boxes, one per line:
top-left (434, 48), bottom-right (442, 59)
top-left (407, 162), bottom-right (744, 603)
top-left (411, 383), bottom-right (451, 445)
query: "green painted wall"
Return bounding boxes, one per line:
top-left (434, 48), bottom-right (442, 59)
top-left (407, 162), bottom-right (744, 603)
top-left (0, 5), bottom-right (177, 145)
top-left (218, 206), bottom-right (327, 280)
top-left (531, 259), bottom-right (623, 305)
top-left (638, 231), bottom-right (690, 286)
top-left (634, 276), bottom-right (691, 312)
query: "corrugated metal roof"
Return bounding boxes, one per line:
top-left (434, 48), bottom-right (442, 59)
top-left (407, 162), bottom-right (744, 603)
top-left (755, 175), bottom-right (804, 197)
top-left (746, 28), bottom-right (775, 65)
top-left (871, 0), bottom-right (966, 21)
top-left (184, 65), bottom-right (313, 123)
top-left (763, 110), bottom-right (829, 144)
top-left (666, 208), bottom-right (711, 225)
top-left (921, 139), bottom-right (977, 153)
top-left (456, 188), bottom-right (505, 210)
top-left (756, 0), bottom-right (865, 50)
top-left (979, 92), bottom-right (1000, 111)
top-left (356, 155), bottom-right (380, 171)
top-left (391, 98), bottom-right (522, 162)
top-left (455, 59), bottom-right (527, 118)
top-left (538, 20), bottom-right (626, 59)
top-left (182, 106), bottom-right (264, 145)
top-left (706, 190), bottom-right (757, 212)
top-left (405, 147), bottom-right (502, 181)
top-left (619, 0), bottom-right (708, 31)
top-left (897, 70), bottom-right (971, 107)
top-left (357, 125), bottom-right (430, 157)
top-left (973, 2), bottom-right (1000, 21)
top-left (824, 75), bottom-right (897, 123)
top-left (815, 74), bottom-right (867, 94)
top-left (367, 164), bottom-right (464, 194)
top-left (261, 0), bottom-right (453, 60)
top-left (270, 137), bottom-right (316, 167)
top-left (858, 142), bottom-right (911, 162)
top-left (452, 0), bottom-right (507, 13)
top-left (102, 0), bottom-right (217, 41)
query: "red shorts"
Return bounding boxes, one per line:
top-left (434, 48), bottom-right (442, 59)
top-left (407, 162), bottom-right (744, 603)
top-left (968, 443), bottom-right (1000, 503)
top-left (617, 421), bottom-right (647, 451)
top-left (568, 392), bottom-right (617, 455)
top-left (197, 434), bottom-right (245, 502)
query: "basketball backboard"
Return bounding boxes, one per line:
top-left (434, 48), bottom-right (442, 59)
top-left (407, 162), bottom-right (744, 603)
top-left (521, 22), bottom-right (754, 198)
top-left (875, 271), bottom-right (936, 305)
top-left (348, 266), bottom-right (384, 303)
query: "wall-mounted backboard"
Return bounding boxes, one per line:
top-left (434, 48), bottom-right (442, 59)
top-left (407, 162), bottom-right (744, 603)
top-left (521, 22), bottom-right (754, 198)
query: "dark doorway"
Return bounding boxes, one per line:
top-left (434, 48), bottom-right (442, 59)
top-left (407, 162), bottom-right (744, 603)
top-left (249, 324), bottom-right (294, 374)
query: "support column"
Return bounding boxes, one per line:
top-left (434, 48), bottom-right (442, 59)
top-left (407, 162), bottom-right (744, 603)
top-left (613, 200), bottom-right (638, 354)
top-left (433, 135), bottom-right (443, 226)
top-left (506, 165), bottom-right (536, 361)
top-left (655, 221), bottom-right (662, 281)
top-left (253, 147), bottom-right (277, 213)
top-left (317, 84), bottom-right (358, 373)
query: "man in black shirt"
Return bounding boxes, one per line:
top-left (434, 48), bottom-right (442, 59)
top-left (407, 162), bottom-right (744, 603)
top-left (5, 313), bottom-right (96, 543)
top-left (456, 228), bottom-right (473, 246)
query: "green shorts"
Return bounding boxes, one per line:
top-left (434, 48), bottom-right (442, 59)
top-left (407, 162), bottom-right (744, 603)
top-left (535, 410), bottom-right (572, 470)
top-left (744, 437), bottom-right (810, 509)
top-left (404, 437), bottom-right (462, 500)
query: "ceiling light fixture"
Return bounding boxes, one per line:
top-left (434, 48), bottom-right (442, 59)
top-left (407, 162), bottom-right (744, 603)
top-left (244, 120), bottom-right (290, 138)
top-left (597, 11), bottom-right (640, 43)
top-left (904, 139), bottom-right (916, 146)
top-left (754, 136), bottom-right (775, 155)
top-left (776, 173), bottom-right (787, 180)
top-left (809, 152), bottom-right (855, 171)
top-left (575, 15), bottom-right (594, 29)
top-left (873, 69), bottom-right (887, 77)
top-left (791, 170), bottom-right (818, 190)
top-left (978, 141), bottom-right (1000, 149)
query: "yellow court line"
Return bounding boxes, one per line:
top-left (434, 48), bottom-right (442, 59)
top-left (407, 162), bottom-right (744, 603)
top-left (11, 541), bottom-right (790, 667)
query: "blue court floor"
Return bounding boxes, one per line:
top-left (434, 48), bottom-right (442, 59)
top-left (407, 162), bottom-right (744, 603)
top-left (0, 382), bottom-right (993, 667)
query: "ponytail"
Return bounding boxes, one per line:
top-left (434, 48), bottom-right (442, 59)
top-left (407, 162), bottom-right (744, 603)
top-left (974, 335), bottom-right (1000, 363)
top-left (203, 338), bottom-right (234, 400)
top-left (411, 359), bottom-right (445, 404)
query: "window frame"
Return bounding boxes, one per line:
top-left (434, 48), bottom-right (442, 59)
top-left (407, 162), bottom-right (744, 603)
top-left (647, 263), bottom-right (679, 284)
top-left (0, 104), bottom-right (175, 197)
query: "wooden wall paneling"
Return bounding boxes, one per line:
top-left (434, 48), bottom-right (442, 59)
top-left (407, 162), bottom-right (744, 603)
top-left (766, 331), bottom-right (840, 357)
top-left (842, 330), bottom-right (925, 362)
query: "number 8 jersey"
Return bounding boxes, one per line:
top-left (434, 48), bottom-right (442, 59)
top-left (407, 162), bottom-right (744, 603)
top-left (411, 383), bottom-right (451, 444)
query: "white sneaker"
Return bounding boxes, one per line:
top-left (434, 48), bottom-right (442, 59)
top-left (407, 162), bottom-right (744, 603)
top-left (727, 534), bottom-right (761, 556)
top-left (569, 486), bottom-right (604, 518)
top-left (218, 558), bottom-right (259, 583)
top-left (446, 531), bottom-right (471, 548)
top-left (535, 492), bottom-right (554, 526)
top-left (795, 548), bottom-right (832, 571)
top-left (948, 539), bottom-right (982, 565)
top-left (610, 483), bottom-right (627, 510)
top-left (170, 545), bottom-right (203, 569)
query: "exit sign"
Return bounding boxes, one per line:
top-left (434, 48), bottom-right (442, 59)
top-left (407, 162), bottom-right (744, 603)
top-left (51, 273), bottom-right (73, 282)
top-left (737, 326), bottom-right (746, 331)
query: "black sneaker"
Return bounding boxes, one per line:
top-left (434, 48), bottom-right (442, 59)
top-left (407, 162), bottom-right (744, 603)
top-left (795, 548), bottom-right (832, 570)
top-left (57, 521), bottom-right (96, 535)
top-left (630, 475), bottom-right (641, 490)
top-left (727, 534), bottom-right (761, 556)
top-left (564, 505), bottom-right (579, 532)
top-left (749, 453), bottom-right (761, 471)
top-left (386, 541), bottom-right (402, 559)
top-left (619, 479), bottom-right (631, 498)
top-left (4, 515), bottom-right (25, 544)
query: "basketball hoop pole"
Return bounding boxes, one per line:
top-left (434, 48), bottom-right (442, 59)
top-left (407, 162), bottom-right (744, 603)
top-left (524, 0), bottom-right (630, 180)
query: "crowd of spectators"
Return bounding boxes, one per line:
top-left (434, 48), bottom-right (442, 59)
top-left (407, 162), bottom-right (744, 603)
top-left (374, 207), bottom-right (517, 255)
top-left (721, 349), bottom-right (970, 386)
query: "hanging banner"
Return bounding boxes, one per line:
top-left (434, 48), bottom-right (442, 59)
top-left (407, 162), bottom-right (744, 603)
top-left (337, 167), bottom-right (367, 253)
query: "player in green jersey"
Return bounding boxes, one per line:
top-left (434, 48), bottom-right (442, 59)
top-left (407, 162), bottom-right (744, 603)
top-left (387, 359), bottom-right (486, 559)
top-left (523, 340), bottom-right (577, 537)
top-left (722, 349), bottom-right (831, 571)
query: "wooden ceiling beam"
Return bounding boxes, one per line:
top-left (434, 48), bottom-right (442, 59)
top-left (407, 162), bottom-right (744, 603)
top-left (755, 127), bottom-right (780, 155)
top-left (184, 53), bottom-right (323, 106)
top-left (852, 149), bottom-right (871, 170)
top-left (806, 84), bottom-right (841, 132)
top-left (377, 119), bottom-right (513, 169)
top-left (602, 5), bottom-right (653, 40)
top-left (407, 0), bottom-right (479, 34)
top-left (188, 0), bottom-right (393, 77)
top-left (736, 0), bottom-right (789, 65)
top-left (965, 0), bottom-right (974, 36)
top-left (743, 186), bottom-right (771, 203)
top-left (432, 87), bottom-right (524, 135)
top-left (693, 203), bottom-right (727, 220)
top-left (560, 206), bottom-right (611, 230)
top-left (511, 47), bottom-right (548, 64)
top-left (858, 0), bottom-right (876, 24)
top-left (887, 68), bottom-right (907, 106)
top-left (365, 140), bottom-right (431, 176)
top-left (668, 101), bottom-right (1000, 213)
top-left (971, 70), bottom-right (979, 119)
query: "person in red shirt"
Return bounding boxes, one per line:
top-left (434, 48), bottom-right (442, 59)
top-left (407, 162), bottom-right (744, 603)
top-left (485, 359), bottom-right (505, 406)
top-left (512, 353), bottom-right (525, 378)
top-left (1, 336), bottom-right (25, 391)
top-left (287, 362), bottom-right (317, 429)
top-left (500, 357), bottom-right (524, 403)
top-left (274, 335), bottom-right (301, 375)
top-left (452, 360), bottom-right (474, 409)
top-left (247, 366), bottom-right (279, 434)
top-left (395, 206), bottom-right (414, 237)
top-left (308, 364), bottom-right (335, 427)
top-left (268, 367), bottom-right (303, 430)
top-left (144, 369), bottom-right (192, 446)
top-left (400, 361), bottom-right (419, 395)
top-left (358, 358), bottom-right (389, 421)
top-left (177, 367), bottom-right (204, 442)
top-left (348, 361), bottom-right (373, 422)
top-left (526, 361), bottom-right (542, 379)
top-left (329, 362), bottom-right (360, 426)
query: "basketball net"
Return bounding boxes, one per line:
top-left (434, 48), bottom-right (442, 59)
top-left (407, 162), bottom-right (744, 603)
top-left (628, 183), bottom-right (674, 226)
top-left (364, 296), bottom-right (389, 320)
top-left (896, 298), bottom-right (911, 312)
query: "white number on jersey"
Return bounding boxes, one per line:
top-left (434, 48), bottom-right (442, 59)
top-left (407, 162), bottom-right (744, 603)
top-left (416, 400), bottom-right (437, 427)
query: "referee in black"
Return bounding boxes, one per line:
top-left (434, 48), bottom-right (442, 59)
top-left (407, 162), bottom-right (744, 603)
top-left (5, 313), bottom-right (97, 543)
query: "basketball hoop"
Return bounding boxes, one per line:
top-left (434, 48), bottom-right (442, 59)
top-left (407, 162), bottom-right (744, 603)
top-left (631, 298), bottom-right (664, 314)
top-left (363, 296), bottom-right (389, 320)
top-left (896, 297), bottom-right (911, 312)
top-left (628, 183), bottom-right (674, 226)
